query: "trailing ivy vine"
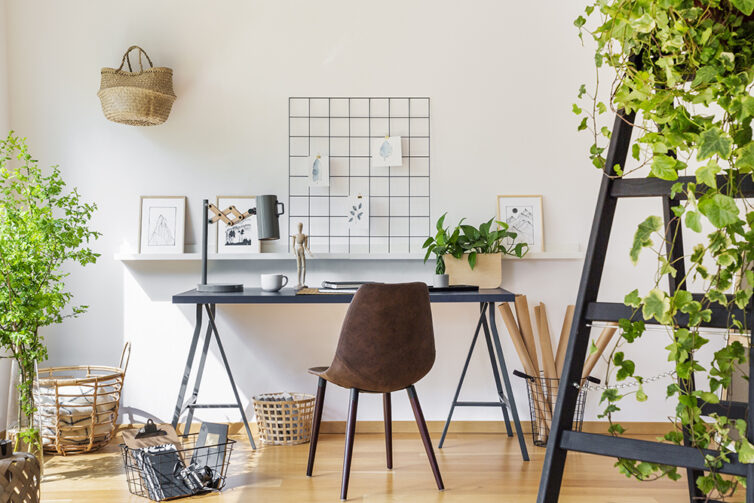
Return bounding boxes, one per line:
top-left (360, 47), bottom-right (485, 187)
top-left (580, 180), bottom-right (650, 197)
top-left (575, 0), bottom-right (754, 499)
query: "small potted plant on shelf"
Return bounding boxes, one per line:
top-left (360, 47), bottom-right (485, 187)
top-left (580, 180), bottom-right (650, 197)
top-left (443, 217), bottom-right (528, 288)
top-left (423, 214), bottom-right (528, 288)
top-left (0, 132), bottom-right (100, 464)
top-left (422, 213), bottom-right (460, 287)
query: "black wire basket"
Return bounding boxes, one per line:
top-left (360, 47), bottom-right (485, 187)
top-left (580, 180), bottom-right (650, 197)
top-left (514, 370), bottom-right (599, 447)
top-left (121, 433), bottom-right (235, 501)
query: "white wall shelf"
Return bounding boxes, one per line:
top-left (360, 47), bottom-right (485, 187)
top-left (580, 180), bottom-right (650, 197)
top-left (114, 250), bottom-right (584, 262)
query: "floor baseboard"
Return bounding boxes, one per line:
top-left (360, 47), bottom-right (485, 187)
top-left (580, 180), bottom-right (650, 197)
top-left (119, 420), bottom-right (673, 436)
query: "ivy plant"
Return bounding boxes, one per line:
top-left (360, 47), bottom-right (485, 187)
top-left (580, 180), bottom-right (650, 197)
top-left (423, 214), bottom-right (528, 273)
top-left (0, 132), bottom-right (100, 448)
top-left (575, 0), bottom-right (754, 498)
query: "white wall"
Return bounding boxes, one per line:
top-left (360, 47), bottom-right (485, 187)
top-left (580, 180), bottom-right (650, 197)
top-left (0, 0), bottom-right (11, 433)
top-left (3, 0), bottom-right (725, 426)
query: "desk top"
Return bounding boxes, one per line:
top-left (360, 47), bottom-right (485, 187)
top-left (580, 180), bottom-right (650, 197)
top-left (172, 287), bottom-right (515, 304)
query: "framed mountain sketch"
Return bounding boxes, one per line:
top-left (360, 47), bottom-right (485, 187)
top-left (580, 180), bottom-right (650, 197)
top-left (497, 195), bottom-right (544, 253)
top-left (216, 196), bottom-right (261, 254)
top-left (138, 196), bottom-right (186, 254)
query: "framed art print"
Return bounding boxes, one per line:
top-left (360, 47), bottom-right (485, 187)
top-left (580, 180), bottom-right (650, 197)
top-left (497, 195), bottom-right (544, 253)
top-left (138, 196), bottom-right (186, 254)
top-left (216, 196), bottom-right (261, 254)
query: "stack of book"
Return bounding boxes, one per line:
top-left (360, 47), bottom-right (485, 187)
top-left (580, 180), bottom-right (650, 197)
top-left (318, 281), bottom-right (376, 294)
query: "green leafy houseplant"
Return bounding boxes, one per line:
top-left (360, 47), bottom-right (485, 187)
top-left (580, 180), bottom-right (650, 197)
top-left (0, 132), bottom-right (100, 452)
top-left (575, 0), bottom-right (754, 498)
top-left (422, 214), bottom-right (528, 272)
top-left (422, 213), bottom-right (460, 274)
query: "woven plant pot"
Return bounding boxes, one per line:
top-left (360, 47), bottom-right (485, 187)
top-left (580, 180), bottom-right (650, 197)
top-left (253, 393), bottom-right (315, 445)
top-left (0, 452), bottom-right (40, 503)
top-left (98, 46), bottom-right (176, 126)
top-left (34, 343), bottom-right (130, 455)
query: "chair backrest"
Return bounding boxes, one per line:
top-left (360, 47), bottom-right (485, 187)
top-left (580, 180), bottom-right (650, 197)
top-left (328, 282), bottom-right (436, 393)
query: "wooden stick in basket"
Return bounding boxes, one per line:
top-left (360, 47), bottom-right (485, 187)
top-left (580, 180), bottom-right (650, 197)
top-left (535, 303), bottom-right (558, 382)
top-left (498, 303), bottom-right (536, 377)
top-left (514, 295), bottom-right (539, 375)
top-left (555, 305), bottom-right (575, 376)
top-left (581, 323), bottom-right (618, 380)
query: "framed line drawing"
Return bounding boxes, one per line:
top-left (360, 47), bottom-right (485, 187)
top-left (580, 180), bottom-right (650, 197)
top-left (138, 196), bottom-right (186, 254)
top-left (216, 196), bottom-right (261, 254)
top-left (497, 195), bottom-right (544, 253)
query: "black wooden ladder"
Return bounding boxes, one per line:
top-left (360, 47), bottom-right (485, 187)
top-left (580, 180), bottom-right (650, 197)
top-left (536, 109), bottom-right (754, 503)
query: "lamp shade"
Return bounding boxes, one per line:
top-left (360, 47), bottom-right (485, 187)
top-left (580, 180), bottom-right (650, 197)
top-left (256, 194), bottom-right (285, 240)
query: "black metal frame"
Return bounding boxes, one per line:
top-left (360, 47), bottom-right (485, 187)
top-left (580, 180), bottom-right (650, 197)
top-left (288, 97), bottom-right (431, 254)
top-left (537, 109), bottom-right (754, 502)
top-left (438, 302), bottom-right (530, 461)
top-left (171, 303), bottom-right (257, 449)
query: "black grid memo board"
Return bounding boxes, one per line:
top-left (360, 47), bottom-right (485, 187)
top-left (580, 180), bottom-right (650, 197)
top-left (288, 97), bottom-right (431, 254)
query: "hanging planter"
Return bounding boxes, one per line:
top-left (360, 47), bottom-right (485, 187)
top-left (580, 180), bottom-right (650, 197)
top-left (98, 45), bottom-right (176, 126)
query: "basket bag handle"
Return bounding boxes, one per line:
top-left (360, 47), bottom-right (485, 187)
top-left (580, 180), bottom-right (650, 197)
top-left (119, 341), bottom-right (132, 374)
top-left (116, 45), bottom-right (154, 73)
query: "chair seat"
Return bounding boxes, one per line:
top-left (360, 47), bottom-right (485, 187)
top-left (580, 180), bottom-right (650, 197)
top-left (307, 366), bottom-right (328, 376)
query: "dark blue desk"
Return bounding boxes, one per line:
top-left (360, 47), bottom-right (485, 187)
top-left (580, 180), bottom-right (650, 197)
top-left (171, 287), bottom-right (528, 460)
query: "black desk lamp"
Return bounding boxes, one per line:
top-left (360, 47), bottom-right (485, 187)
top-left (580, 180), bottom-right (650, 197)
top-left (198, 195), bottom-right (285, 293)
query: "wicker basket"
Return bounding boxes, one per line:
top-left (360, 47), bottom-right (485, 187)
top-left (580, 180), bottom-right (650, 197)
top-left (253, 393), bottom-right (315, 445)
top-left (34, 343), bottom-right (131, 455)
top-left (98, 46), bottom-right (176, 126)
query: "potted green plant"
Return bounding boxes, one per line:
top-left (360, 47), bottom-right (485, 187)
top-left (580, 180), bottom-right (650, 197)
top-left (443, 218), bottom-right (528, 288)
top-left (0, 132), bottom-right (100, 461)
top-left (573, 1), bottom-right (754, 497)
top-left (422, 213), bottom-right (461, 287)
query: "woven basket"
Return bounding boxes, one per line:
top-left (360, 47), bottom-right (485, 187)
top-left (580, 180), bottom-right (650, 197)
top-left (253, 393), bottom-right (315, 445)
top-left (34, 343), bottom-right (130, 455)
top-left (98, 46), bottom-right (176, 126)
top-left (0, 452), bottom-right (40, 503)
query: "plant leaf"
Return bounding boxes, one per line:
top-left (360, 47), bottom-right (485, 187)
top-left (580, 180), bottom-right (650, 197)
top-left (698, 193), bottom-right (740, 228)
top-left (697, 127), bottom-right (732, 160)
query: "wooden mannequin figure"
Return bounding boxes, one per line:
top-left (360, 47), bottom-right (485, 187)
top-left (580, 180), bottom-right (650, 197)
top-left (291, 222), bottom-right (312, 290)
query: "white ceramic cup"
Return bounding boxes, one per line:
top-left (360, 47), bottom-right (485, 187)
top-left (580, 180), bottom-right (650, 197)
top-left (261, 273), bottom-right (288, 292)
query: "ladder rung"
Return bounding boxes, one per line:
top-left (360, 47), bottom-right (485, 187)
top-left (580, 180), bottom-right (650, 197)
top-left (585, 302), bottom-right (744, 330)
top-left (559, 431), bottom-right (747, 477)
top-left (700, 399), bottom-right (747, 419)
top-left (611, 175), bottom-right (754, 199)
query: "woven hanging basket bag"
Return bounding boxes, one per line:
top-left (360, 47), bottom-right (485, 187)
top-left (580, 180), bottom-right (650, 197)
top-left (98, 46), bottom-right (176, 126)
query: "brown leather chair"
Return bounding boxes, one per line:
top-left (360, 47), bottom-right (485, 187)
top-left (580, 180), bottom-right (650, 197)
top-left (305, 282), bottom-right (444, 500)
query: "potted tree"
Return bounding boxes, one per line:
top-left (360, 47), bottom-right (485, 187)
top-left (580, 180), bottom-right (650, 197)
top-left (573, 1), bottom-right (754, 498)
top-left (443, 218), bottom-right (528, 288)
top-left (422, 213), bottom-right (460, 287)
top-left (0, 132), bottom-right (99, 462)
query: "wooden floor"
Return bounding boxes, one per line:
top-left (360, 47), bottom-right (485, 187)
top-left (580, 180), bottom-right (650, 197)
top-left (41, 430), bottom-right (717, 502)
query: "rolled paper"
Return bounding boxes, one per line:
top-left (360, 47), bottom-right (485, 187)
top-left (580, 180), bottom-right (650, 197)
top-left (581, 323), bottom-right (619, 380)
top-left (514, 295), bottom-right (539, 374)
top-left (536, 303), bottom-right (558, 382)
top-left (555, 305), bottom-right (575, 376)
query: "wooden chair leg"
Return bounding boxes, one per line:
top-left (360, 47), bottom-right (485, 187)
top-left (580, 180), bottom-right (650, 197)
top-left (306, 377), bottom-right (327, 476)
top-left (407, 385), bottom-right (444, 491)
top-left (383, 393), bottom-right (393, 469)
top-left (341, 388), bottom-right (359, 501)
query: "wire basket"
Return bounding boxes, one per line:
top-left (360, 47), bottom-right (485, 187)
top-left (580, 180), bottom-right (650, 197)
top-left (514, 370), bottom-right (597, 447)
top-left (253, 393), bottom-right (315, 445)
top-left (121, 433), bottom-right (235, 501)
